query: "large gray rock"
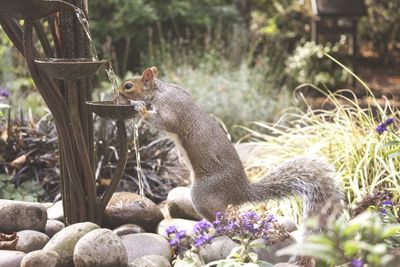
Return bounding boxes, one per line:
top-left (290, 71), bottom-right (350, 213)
top-left (0, 250), bottom-right (26, 267)
top-left (0, 200), bottom-right (47, 232)
top-left (43, 222), bottom-right (99, 266)
top-left (16, 230), bottom-right (50, 253)
top-left (199, 236), bottom-right (239, 264)
top-left (104, 192), bottom-right (164, 232)
top-left (45, 220), bottom-right (65, 238)
top-left (21, 250), bottom-right (60, 267)
top-left (73, 228), bottom-right (128, 267)
top-left (47, 201), bottom-right (64, 222)
top-left (167, 187), bottom-right (202, 221)
top-left (113, 224), bottom-right (146, 236)
top-left (121, 233), bottom-right (172, 263)
top-left (129, 255), bottom-right (171, 267)
top-left (157, 218), bottom-right (198, 236)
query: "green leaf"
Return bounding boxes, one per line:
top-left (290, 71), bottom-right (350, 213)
top-left (341, 223), bottom-right (362, 237)
top-left (381, 225), bottom-right (400, 238)
top-left (277, 242), bottom-right (337, 263)
top-left (388, 150), bottom-right (400, 159)
top-left (379, 140), bottom-right (400, 150)
top-left (343, 240), bottom-right (360, 256)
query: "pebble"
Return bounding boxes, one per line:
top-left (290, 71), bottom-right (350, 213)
top-left (128, 254), bottom-right (171, 267)
top-left (167, 187), bottom-right (202, 221)
top-left (121, 233), bottom-right (172, 263)
top-left (0, 250), bottom-right (26, 267)
top-left (20, 250), bottom-right (60, 267)
top-left (0, 199), bottom-right (47, 232)
top-left (16, 230), bottom-right (50, 253)
top-left (73, 228), bottom-right (128, 267)
top-left (44, 220), bottom-right (65, 238)
top-left (113, 224), bottom-right (146, 236)
top-left (43, 222), bottom-right (99, 266)
top-left (103, 192), bottom-right (164, 232)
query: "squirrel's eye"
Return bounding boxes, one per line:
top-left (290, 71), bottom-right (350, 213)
top-left (124, 83), bottom-right (133, 90)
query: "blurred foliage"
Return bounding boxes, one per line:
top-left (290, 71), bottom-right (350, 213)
top-left (0, 174), bottom-right (44, 202)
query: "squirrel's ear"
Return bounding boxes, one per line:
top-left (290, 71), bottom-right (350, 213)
top-left (150, 66), bottom-right (158, 78)
top-left (142, 68), bottom-right (154, 83)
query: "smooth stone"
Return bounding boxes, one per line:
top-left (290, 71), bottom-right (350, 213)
top-left (43, 222), bottom-right (99, 266)
top-left (199, 236), bottom-right (239, 263)
top-left (290, 230), bottom-right (303, 243)
top-left (45, 220), bottom-right (65, 238)
top-left (158, 200), bottom-right (170, 219)
top-left (21, 250), bottom-right (60, 267)
top-left (104, 192), bottom-right (164, 232)
top-left (47, 201), bottom-right (64, 222)
top-left (41, 202), bottom-right (55, 209)
top-left (121, 233), bottom-right (172, 263)
top-left (16, 230), bottom-right (50, 253)
top-left (0, 250), bottom-right (26, 267)
top-left (113, 224), bottom-right (146, 236)
top-left (74, 228), bottom-right (128, 267)
top-left (167, 187), bottom-right (202, 221)
top-left (276, 216), bottom-right (297, 233)
top-left (251, 237), bottom-right (296, 264)
top-left (157, 218), bottom-right (198, 236)
top-left (128, 255), bottom-right (171, 267)
top-left (0, 199), bottom-right (47, 232)
top-left (274, 263), bottom-right (300, 267)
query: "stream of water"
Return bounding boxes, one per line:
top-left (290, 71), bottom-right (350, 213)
top-left (133, 119), bottom-right (145, 198)
top-left (75, 7), bottom-right (146, 198)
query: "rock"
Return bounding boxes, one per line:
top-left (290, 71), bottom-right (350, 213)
top-left (290, 230), bottom-right (303, 243)
top-left (158, 200), bottom-right (170, 219)
top-left (41, 202), bottom-right (55, 209)
top-left (104, 192), bottom-right (164, 232)
top-left (16, 230), bottom-right (50, 253)
top-left (21, 250), bottom-right (60, 267)
top-left (43, 222), bottom-right (99, 266)
top-left (251, 237), bottom-right (296, 264)
top-left (128, 255), bottom-right (171, 267)
top-left (113, 224), bottom-right (146, 236)
top-left (0, 199), bottom-right (47, 233)
top-left (276, 216), bottom-right (297, 233)
top-left (47, 201), bottom-right (64, 222)
top-left (157, 218), bottom-right (198, 236)
top-left (73, 228), bottom-right (128, 267)
top-left (199, 236), bottom-right (239, 263)
top-left (0, 250), bottom-right (26, 267)
top-left (45, 220), bottom-right (65, 238)
top-left (167, 187), bottom-right (202, 221)
top-left (121, 233), bottom-right (172, 263)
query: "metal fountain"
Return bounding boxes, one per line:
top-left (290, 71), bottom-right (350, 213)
top-left (0, 0), bottom-right (137, 225)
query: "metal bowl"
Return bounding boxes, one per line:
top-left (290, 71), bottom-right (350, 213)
top-left (86, 101), bottom-right (138, 120)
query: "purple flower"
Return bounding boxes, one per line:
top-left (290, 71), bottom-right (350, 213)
top-left (194, 220), bottom-right (212, 234)
top-left (165, 225), bottom-right (178, 235)
top-left (193, 234), bottom-right (213, 247)
top-left (376, 118), bottom-right (395, 135)
top-left (0, 87), bottom-right (9, 98)
top-left (351, 258), bottom-right (363, 267)
top-left (382, 200), bottom-right (393, 206)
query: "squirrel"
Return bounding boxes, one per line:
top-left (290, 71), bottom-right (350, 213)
top-left (118, 66), bottom-right (343, 234)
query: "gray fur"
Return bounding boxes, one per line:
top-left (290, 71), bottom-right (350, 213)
top-left (137, 78), bottom-right (343, 227)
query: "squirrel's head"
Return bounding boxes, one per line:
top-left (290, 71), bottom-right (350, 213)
top-left (119, 66), bottom-right (158, 101)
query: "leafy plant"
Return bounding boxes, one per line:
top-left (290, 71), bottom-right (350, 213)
top-left (0, 174), bottom-right (44, 202)
top-left (277, 208), bottom-right (400, 267)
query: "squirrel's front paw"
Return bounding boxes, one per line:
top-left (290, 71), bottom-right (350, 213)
top-left (131, 101), bottom-right (148, 118)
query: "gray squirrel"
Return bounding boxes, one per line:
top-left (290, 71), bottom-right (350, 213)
top-left (118, 66), bottom-right (343, 234)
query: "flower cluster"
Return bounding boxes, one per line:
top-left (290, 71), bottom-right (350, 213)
top-left (0, 87), bottom-right (10, 99)
top-left (165, 225), bottom-right (191, 256)
top-left (375, 117), bottom-right (395, 135)
top-left (351, 258), bottom-right (364, 267)
top-left (212, 205), bottom-right (289, 246)
top-left (165, 205), bottom-right (290, 258)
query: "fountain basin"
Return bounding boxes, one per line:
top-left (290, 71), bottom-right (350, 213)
top-left (34, 58), bottom-right (108, 80)
top-left (0, 0), bottom-right (76, 19)
top-left (86, 101), bottom-right (138, 120)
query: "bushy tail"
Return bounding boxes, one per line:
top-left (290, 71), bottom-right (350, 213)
top-left (249, 157), bottom-right (343, 225)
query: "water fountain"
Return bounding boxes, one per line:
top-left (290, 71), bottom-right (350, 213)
top-left (0, 0), bottom-right (137, 225)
